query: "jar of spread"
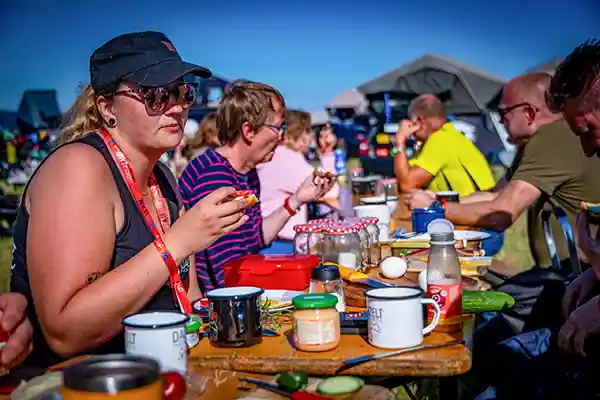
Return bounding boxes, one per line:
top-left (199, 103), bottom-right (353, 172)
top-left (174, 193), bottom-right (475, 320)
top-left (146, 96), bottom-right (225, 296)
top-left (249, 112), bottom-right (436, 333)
top-left (292, 293), bottom-right (341, 352)
top-left (62, 354), bottom-right (166, 400)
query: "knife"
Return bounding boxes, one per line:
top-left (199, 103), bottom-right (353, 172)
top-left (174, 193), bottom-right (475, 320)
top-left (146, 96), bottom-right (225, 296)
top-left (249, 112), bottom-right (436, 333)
top-left (239, 378), bottom-right (332, 399)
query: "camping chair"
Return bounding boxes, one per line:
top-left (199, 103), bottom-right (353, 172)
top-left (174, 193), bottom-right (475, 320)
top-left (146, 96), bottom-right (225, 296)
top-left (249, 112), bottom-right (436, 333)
top-left (535, 207), bottom-right (582, 276)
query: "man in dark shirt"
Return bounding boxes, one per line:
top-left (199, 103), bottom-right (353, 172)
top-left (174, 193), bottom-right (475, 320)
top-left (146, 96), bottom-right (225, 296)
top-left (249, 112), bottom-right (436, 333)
top-left (406, 72), bottom-right (600, 267)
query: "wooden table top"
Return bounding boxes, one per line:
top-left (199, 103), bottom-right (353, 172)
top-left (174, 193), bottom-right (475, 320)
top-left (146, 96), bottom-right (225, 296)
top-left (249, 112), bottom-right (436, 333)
top-left (190, 318), bottom-right (473, 378)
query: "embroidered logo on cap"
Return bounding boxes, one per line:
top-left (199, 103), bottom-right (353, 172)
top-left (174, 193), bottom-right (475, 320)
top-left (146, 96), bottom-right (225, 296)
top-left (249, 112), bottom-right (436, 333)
top-left (161, 41), bottom-right (177, 52)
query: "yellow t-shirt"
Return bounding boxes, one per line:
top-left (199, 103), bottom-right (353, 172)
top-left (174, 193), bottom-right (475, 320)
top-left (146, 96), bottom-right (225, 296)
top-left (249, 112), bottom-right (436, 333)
top-left (408, 122), bottom-right (495, 197)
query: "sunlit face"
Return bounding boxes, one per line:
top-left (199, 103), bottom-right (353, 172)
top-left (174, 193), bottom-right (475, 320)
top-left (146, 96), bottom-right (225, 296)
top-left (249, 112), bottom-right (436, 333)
top-left (250, 107), bottom-right (285, 164)
top-left (110, 82), bottom-right (189, 153)
top-left (498, 87), bottom-right (537, 145)
top-left (563, 100), bottom-right (600, 157)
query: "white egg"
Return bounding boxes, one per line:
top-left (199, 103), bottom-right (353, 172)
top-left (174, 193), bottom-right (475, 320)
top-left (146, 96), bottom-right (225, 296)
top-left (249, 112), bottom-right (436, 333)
top-left (380, 257), bottom-right (408, 279)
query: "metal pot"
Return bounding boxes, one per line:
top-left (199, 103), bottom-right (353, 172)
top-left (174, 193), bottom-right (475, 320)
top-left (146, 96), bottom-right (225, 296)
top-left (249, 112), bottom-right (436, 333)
top-left (206, 286), bottom-right (264, 348)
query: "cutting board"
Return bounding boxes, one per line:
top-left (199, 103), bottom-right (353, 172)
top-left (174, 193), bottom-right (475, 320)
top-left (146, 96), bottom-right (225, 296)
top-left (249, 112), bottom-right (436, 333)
top-left (237, 377), bottom-right (394, 399)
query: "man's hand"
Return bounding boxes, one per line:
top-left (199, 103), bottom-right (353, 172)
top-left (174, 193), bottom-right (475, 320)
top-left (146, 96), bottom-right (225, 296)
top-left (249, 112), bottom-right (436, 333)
top-left (0, 293), bottom-right (33, 370)
top-left (395, 119), bottom-right (421, 144)
top-left (576, 212), bottom-right (600, 275)
top-left (563, 267), bottom-right (600, 319)
top-left (403, 189), bottom-right (436, 209)
top-left (559, 295), bottom-right (600, 357)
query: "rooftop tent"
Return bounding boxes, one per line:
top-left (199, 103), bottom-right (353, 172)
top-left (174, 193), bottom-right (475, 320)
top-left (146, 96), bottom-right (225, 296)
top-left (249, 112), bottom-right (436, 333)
top-left (487, 57), bottom-right (565, 110)
top-left (16, 90), bottom-right (62, 136)
top-left (326, 89), bottom-right (369, 119)
top-left (357, 54), bottom-right (506, 115)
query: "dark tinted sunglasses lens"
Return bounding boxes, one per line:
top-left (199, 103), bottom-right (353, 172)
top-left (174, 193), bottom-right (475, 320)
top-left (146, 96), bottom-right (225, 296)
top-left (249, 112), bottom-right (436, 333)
top-left (144, 88), bottom-right (169, 112)
top-left (180, 84), bottom-right (196, 108)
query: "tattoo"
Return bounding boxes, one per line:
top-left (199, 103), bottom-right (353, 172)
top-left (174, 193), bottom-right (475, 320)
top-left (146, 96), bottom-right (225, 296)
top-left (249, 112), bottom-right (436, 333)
top-left (86, 271), bottom-right (101, 285)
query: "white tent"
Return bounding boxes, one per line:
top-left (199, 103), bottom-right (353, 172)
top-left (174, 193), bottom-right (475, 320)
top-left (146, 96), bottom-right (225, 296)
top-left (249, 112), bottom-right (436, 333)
top-left (327, 89), bottom-right (368, 114)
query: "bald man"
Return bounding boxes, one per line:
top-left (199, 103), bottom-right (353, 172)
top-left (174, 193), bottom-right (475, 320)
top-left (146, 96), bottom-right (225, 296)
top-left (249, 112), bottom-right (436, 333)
top-left (406, 72), bottom-right (600, 267)
top-left (394, 94), bottom-right (495, 197)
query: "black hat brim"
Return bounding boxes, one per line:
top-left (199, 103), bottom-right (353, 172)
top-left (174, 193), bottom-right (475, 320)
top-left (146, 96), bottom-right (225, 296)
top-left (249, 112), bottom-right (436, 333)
top-left (125, 59), bottom-right (212, 87)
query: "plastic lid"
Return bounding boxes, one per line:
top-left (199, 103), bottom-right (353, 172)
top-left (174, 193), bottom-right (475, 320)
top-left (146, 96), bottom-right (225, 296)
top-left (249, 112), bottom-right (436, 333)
top-left (427, 218), bottom-right (454, 235)
top-left (311, 265), bottom-right (341, 281)
top-left (324, 223), bottom-right (360, 234)
top-left (292, 293), bottom-right (338, 309)
top-left (186, 314), bottom-right (203, 333)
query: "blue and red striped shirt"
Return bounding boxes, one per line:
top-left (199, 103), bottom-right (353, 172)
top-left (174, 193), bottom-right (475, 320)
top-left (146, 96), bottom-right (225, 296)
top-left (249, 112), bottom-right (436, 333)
top-left (178, 148), bottom-right (265, 293)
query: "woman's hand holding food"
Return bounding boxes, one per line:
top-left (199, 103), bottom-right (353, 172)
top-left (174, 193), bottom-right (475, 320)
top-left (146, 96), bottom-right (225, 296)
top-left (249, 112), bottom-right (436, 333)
top-left (166, 187), bottom-right (249, 260)
top-left (293, 170), bottom-right (336, 207)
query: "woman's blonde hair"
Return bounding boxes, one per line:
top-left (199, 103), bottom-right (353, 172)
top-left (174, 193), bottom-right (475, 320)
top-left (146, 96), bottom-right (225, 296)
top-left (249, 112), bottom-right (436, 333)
top-left (185, 113), bottom-right (220, 159)
top-left (283, 109), bottom-right (311, 151)
top-left (58, 84), bottom-right (104, 145)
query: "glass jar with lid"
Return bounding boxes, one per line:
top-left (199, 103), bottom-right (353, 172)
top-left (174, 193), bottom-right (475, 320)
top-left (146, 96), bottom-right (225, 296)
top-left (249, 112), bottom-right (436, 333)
top-left (306, 225), bottom-right (326, 257)
top-left (363, 217), bottom-right (381, 267)
top-left (308, 218), bottom-right (335, 226)
top-left (309, 265), bottom-right (346, 312)
top-left (321, 223), bottom-right (363, 271)
top-left (292, 293), bottom-right (341, 352)
top-left (293, 224), bottom-right (312, 254)
top-left (345, 219), bottom-right (371, 273)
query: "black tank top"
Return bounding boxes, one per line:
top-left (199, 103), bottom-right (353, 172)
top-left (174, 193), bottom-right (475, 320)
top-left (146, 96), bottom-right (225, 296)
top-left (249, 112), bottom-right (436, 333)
top-left (10, 134), bottom-right (190, 368)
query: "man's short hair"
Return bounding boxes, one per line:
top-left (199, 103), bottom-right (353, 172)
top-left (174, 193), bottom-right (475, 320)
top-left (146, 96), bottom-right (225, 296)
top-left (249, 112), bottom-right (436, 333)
top-left (546, 39), bottom-right (600, 113)
top-left (408, 94), bottom-right (445, 118)
top-left (216, 79), bottom-right (285, 143)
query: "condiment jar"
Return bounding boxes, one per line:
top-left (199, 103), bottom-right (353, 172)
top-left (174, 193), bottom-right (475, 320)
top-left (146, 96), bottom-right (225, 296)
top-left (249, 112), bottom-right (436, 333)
top-left (321, 223), bottom-right (363, 271)
top-left (293, 224), bottom-right (312, 254)
top-left (292, 293), bottom-right (341, 352)
top-left (306, 224), bottom-right (326, 257)
top-left (345, 219), bottom-right (372, 273)
top-left (309, 265), bottom-right (346, 312)
top-left (62, 354), bottom-right (166, 400)
top-left (363, 217), bottom-right (381, 267)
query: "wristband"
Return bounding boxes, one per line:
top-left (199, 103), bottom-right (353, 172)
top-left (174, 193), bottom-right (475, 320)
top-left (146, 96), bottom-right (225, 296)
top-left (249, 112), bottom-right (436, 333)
top-left (284, 196), bottom-right (299, 216)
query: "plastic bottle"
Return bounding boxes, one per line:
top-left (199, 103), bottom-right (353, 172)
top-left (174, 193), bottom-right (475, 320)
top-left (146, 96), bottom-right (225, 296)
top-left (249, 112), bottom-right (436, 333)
top-left (426, 231), bottom-right (462, 323)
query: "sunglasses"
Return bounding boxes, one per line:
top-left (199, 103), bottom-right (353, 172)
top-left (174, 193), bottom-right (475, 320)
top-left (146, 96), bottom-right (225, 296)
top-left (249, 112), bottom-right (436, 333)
top-left (115, 83), bottom-right (197, 113)
top-left (498, 102), bottom-right (537, 123)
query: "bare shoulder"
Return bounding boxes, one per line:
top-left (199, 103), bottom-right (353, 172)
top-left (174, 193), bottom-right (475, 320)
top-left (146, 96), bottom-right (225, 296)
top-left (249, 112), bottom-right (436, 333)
top-left (29, 143), bottom-right (114, 199)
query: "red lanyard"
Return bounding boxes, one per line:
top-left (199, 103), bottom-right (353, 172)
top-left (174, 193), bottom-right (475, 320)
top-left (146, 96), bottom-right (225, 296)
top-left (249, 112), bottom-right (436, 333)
top-left (98, 130), bottom-right (192, 314)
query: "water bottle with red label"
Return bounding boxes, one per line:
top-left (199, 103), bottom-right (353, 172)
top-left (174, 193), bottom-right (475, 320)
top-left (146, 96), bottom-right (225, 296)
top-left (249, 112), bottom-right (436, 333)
top-left (426, 221), bottom-right (462, 322)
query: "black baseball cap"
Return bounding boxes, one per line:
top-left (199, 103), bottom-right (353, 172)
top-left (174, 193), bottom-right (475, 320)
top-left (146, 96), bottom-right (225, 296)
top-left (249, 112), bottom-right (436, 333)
top-left (90, 31), bottom-right (212, 92)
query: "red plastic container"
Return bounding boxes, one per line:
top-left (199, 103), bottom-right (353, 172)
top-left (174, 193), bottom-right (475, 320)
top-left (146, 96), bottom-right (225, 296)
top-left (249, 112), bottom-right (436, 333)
top-left (223, 254), bottom-right (320, 290)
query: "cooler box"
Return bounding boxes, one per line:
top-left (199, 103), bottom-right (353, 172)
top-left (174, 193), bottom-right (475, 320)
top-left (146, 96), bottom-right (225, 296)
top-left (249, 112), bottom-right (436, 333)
top-left (223, 254), bottom-right (320, 290)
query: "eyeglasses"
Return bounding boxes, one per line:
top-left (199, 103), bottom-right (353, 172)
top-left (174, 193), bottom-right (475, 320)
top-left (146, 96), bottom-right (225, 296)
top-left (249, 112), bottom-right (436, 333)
top-left (264, 123), bottom-right (287, 136)
top-left (498, 102), bottom-right (537, 124)
top-left (114, 83), bottom-right (197, 113)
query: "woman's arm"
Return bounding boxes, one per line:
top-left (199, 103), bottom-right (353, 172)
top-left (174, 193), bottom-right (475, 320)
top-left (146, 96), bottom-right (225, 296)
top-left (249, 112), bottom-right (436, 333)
top-left (26, 145), bottom-right (187, 357)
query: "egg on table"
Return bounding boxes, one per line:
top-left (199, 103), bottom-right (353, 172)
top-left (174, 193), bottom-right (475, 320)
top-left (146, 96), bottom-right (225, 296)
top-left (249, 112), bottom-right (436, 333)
top-left (379, 256), bottom-right (408, 279)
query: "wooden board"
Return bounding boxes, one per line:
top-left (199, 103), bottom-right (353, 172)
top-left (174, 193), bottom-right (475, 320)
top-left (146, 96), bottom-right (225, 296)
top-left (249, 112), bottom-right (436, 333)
top-left (189, 326), bottom-right (470, 377)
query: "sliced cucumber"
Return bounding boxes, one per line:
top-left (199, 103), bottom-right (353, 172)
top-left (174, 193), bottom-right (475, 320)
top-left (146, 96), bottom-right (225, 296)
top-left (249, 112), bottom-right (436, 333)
top-left (316, 376), bottom-right (365, 395)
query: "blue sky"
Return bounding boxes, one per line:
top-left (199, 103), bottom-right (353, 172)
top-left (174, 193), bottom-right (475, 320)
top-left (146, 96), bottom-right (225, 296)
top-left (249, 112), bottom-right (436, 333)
top-left (0, 0), bottom-right (598, 112)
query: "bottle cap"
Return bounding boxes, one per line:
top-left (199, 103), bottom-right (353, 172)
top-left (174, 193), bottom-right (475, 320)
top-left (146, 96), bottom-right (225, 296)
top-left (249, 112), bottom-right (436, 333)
top-left (311, 265), bottom-right (341, 282)
top-left (427, 218), bottom-right (454, 235)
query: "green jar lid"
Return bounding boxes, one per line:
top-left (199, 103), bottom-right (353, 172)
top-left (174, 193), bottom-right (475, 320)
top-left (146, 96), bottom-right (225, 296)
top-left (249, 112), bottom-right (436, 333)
top-left (292, 293), bottom-right (338, 310)
top-left (186, 315), bottom-right (202, 334)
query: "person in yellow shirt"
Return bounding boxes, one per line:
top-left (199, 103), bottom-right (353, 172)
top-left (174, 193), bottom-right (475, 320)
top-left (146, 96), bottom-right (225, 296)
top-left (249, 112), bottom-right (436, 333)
top-left (394, 94), bottom-right (495, 197)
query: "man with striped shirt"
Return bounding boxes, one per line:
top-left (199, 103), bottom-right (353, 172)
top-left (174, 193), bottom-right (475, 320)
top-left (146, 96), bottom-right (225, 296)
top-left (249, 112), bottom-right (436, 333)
top-left (179, 80), bottom-right (335, 293)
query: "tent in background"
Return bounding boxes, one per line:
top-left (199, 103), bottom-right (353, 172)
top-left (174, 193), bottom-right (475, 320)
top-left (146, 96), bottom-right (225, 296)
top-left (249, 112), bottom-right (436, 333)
top-left (357, 54), bottom-right (505, 115)
top-left (16, 90), bottom-right (61, 136)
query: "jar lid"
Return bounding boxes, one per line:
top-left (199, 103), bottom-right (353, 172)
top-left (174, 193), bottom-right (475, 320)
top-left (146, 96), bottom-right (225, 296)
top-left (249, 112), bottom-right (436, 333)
top-left (292, 293), bottom-right (338, 309)
top-left (293, 224), bottom-right (312, 233)
top-left (363, 217), bottom-right (379, 225)
top-left (186, 314), bottom-right (203, 333)
top-left (311, 265), bottom-right (341, 281)
top-left (427, 218), bottom-right (454, 234)
top-left (324, 223), bottom-right (360, 234)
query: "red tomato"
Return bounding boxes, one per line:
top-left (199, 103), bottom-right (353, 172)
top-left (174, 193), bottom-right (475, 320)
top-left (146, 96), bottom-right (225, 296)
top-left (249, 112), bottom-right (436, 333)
top-left (161, 371), bottom-right (187, 400)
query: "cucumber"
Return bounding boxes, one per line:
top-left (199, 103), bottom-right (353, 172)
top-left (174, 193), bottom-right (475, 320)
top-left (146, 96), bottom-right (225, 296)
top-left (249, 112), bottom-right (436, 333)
top-left (276, 371), bottom-right (308, 393)
top-left (462, 290), bottom-right (515, 313)
top-left (317, 376), bottom-right (364, 395)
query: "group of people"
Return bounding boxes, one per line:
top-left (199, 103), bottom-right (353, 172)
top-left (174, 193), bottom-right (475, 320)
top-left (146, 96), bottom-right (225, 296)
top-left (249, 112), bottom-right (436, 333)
top-left (0, 28), bottom-right (599, 393)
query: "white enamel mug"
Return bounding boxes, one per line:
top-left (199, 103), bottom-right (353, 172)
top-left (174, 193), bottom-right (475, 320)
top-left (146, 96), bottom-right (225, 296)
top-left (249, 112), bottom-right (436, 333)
top-left (122, 311), bottom-right (189, 375)
top-left (365, 286), bottom-right (440, 349)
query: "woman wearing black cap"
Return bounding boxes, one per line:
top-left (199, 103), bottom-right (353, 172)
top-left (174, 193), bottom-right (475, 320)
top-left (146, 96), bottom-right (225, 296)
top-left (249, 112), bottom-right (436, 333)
top-left (10, 31), bottom-right (248, 367)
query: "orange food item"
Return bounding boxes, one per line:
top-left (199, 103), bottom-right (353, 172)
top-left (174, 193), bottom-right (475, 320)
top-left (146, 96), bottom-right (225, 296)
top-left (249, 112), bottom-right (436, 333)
top-left (234, 190), bottom-right (259, 207)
